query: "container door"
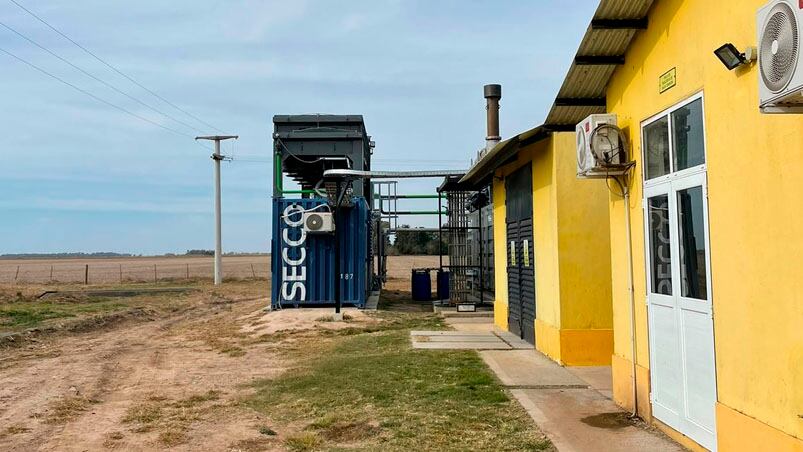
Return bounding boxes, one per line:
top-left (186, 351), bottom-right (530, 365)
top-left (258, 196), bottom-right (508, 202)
top-left (505, 164), bottom-right (535, 344)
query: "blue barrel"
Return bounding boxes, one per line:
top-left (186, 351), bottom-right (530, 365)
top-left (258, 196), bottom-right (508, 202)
top-left (411, 269), bottom-right (432, 301)
top-left (437, 270), bottom-right (450, 300)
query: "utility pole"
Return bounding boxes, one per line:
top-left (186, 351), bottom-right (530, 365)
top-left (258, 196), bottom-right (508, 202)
top-left (195, 135), bottom-right (238, 285)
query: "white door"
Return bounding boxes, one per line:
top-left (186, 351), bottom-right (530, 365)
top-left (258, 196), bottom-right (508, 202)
top-left (642, 94), bottom-right (717, 451)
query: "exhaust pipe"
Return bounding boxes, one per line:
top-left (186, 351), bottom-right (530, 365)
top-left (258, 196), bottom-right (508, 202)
top-left (484, 84), bottom-right (501, 151)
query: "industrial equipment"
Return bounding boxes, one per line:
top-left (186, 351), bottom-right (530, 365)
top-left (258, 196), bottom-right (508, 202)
top-left (271, 115), bottom-right (374, 309)
top-left (758, 0), bottom-right (803, 113)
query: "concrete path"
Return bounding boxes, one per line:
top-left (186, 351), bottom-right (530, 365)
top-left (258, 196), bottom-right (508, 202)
top-left (410, 329), bottom-right (532, 350)
top-left (424, 315), bottom-right (684, 452)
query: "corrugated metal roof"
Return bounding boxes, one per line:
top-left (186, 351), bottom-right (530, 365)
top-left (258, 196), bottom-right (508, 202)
top-left (460, 0), bottom-right (655, 186)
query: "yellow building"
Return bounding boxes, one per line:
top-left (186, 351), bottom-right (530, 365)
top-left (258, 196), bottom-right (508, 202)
top-left (464, 0), bottom-right (803, 450)
top-left (462, 128), bottom-right (615, 366)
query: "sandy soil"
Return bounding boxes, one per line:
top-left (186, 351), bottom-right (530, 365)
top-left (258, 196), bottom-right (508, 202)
top-left (0, 256), bottom-right (432, 451)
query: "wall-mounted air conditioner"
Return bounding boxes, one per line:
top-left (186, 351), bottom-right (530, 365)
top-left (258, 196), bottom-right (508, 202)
top-left (576, 114), bottom-right (629, 178)
top-left (303, 212), bottom-right (335, 233)
top-left (758, 0), bottom-right (803, 113)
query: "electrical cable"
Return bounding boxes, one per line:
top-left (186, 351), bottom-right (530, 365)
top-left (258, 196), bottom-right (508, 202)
top-left (0, 20), bottom-right (205, 134)
top-left (7, 0), bottom-right (225, 133)
top-left (0, 45), bottom-right (209, 144)
top-left (279, 203), bottom-right (331, 219)
top-left (275, 139), bottom-right (352, 167)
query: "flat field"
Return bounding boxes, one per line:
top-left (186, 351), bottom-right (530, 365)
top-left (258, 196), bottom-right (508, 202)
top-left (0, 254), bottom-right (443, 285)
top-left (0, 255), bottom-right (270, 284)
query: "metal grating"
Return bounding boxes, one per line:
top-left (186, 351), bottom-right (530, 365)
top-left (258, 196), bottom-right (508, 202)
top-left (446, 190), bottom-right (471, 304)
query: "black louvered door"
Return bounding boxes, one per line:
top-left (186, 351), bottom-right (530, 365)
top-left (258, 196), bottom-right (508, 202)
top-left (505, 164), bottom-right (535, 344)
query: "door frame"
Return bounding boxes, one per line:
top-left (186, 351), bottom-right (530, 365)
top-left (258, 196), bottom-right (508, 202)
top-left (641, 92), bottom-right (718, 450)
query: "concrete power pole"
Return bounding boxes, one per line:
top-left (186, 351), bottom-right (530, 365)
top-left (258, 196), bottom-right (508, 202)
top-left (195, 135), bottom-right (238, 285)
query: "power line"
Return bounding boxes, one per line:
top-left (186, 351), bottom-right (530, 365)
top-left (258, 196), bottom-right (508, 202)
top-left (0, 20), bottom-right (205, 134)
top-left (7, 0), bottom-right (225, 133)
top-left (0, 45), bottom-right (201, 140)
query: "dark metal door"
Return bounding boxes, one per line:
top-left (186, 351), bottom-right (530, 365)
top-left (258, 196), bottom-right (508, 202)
top-left (505, 164), bottom-right (536, 344)
top-left (506, 223), bottom-right (521, 337)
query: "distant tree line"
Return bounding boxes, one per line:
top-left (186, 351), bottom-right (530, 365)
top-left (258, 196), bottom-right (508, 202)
top-left (388, 225), bottom-right (447, 256)
top-left (185, 249), bottom-right (215, 256)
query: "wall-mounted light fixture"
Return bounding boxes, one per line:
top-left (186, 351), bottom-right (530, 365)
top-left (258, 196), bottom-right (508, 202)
top-left (714, 43), bottom-right (757, 70)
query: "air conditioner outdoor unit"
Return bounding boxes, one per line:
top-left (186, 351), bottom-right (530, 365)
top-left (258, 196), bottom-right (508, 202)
top-left (758, 0), bottom-right (803, 113)
top-left (576, 113), bottom-right (628, 178)
top-left (303, 211), bottom-right (335, 233)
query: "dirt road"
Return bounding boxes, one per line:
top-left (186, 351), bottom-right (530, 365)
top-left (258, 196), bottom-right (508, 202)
top-left (0, 256), bottom-right (447, 451)
top-left (0, 282), bottom-right (307, 451)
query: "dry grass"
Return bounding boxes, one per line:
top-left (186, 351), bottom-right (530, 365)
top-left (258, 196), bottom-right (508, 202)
top-left (122, 390), bottom-right (224, 446)
top-left (0, 424), bottom-right (31, 438)
top-left (285, 431), bottom-right (323, 451)
top-left (0, 254), bottom-right (270, 284)
top-left (44, 395), bottom-right (96, 424)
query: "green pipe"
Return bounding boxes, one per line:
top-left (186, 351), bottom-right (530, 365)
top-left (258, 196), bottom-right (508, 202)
top-left (282, 190), bottom-right (317, 195)
top-left (373, 194), bottom-right (445, 199)
top-left (274, 152), bottom-right (283, 194)
top-left (395, 210), bottom-right (447, 215)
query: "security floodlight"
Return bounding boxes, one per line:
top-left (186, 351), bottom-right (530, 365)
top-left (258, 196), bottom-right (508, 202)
top-left (714, 43), bottom-right (756, 70)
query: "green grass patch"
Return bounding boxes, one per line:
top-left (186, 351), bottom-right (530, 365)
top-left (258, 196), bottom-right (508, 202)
top-left (244, 312), bottom-right (552, 451)
top-left (0, 298), bottom-right (127, 329)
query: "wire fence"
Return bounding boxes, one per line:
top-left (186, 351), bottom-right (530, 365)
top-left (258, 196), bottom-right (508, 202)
top-left (0, 260), bottom-right (271, 285)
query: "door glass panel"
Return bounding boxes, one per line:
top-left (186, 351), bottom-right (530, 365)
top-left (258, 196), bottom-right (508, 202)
top-left (648, 195), bottom-right (672, 295)
top-left (677, 186), bottom-right (708, 299)
top-left (644, 117), bottom-right (671, 179)
top-left (672, 98), bottom-right (705, 171)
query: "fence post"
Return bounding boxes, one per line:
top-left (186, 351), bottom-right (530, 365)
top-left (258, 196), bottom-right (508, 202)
top-left (84, 264), bottom-right (89, 285)
top-left (119, 264), bottom-right (123, 284)
top-left (251, 263), bottom-right (256, 278)
top-left (186, 263), bottom-right (190, 280)
top-left (14, 265), bottom-right (20, 283)
top-left (153, 264), bottom-right (157, 284)
top-left (50, 265), bottom-right (54, 282)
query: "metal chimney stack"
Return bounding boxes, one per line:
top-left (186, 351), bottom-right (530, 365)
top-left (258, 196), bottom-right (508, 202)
top-left (484, 84), bottom-right (501, 151)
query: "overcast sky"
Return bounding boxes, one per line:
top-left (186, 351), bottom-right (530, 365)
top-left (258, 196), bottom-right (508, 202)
top-left (1, 0), bottom-right (597, 255)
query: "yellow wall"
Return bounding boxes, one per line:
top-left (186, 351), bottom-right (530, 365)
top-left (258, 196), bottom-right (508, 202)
top-left (492, 178), bottom-right (508, 331)
top-left (553, 132), bottom-right (613, 332)
top-left (605, 0), bottom-right (803, 445)
top-left (492, 134), bottom-right (613, 365)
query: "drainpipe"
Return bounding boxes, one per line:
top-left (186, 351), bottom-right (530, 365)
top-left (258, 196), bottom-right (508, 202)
top-left (617, 177), bottom-right (639, 418)
top-left (484, 84), bottom-right (502, 152)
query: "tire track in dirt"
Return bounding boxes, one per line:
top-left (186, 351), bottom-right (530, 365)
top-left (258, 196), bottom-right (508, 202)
top-left (0, 292), bottom-right (287, 451)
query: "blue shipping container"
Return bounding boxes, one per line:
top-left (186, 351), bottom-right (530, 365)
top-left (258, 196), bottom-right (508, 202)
top-left (271, 197), bottom-right (370, 309)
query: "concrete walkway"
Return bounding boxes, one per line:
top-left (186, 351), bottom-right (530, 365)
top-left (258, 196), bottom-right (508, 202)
top-left (410, 329), bottom-right (533, 350)
top-left (413, 316), bottom-right (684, 452)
